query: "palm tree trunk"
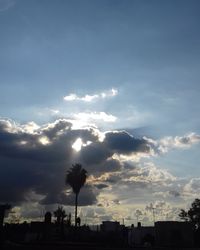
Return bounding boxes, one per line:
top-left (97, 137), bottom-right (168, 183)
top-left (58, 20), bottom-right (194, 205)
top-left (75, 193), bottom-right (78, 228)
top-left (61, 217), bottom-right (64, 240)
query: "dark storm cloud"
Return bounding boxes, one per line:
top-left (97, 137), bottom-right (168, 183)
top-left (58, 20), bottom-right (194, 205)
top-left (0, 119), bottom-right (99, 205)
top-left (94, 184), bottom-right (109, 189)
top-left (78, 130), bottom-right (151, 167)
top-left (103, 131), bottom-right (150, 154)
top-left (40, 185), bottom-right (98, 206)
top-left (78, 157), bottom-right (122, 174)
top-left (0, 120), bottom-right (71, 162)
top-left (96, 159), bottom-right (122, 173)
top-left (79, 142), bottom-right (111, 165)
top-left (0, 118), bottom-right (153, 206)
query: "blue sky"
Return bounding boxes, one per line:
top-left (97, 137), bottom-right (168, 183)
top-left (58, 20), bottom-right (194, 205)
top-left (1, 0), bottom-right (200, 135)
top-left (0, 0), bottom-right (200, 224)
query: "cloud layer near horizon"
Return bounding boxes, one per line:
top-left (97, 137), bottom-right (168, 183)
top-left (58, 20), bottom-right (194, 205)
top-left (0, 118), bottom-right (200, 222)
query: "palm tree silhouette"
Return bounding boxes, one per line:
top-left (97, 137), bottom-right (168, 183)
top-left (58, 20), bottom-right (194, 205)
top-left (66, 164), bottom-right (87, 227)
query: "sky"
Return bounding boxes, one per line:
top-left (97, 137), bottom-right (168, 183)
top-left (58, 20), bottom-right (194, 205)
top-left (0, 0), bottom-right (200, 225)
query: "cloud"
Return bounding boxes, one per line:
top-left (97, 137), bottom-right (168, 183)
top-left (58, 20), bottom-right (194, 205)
top-left (74, 112), bottom-right (117, 123)
top-left (40, 185), bottom-right (98, 206)
top-left (0, 117), bottom-right (200, 223)
top-left (95, 184), bottom-right (109, 190)
top-left (86, 161), bottom-right (178, 207)
top-left (77, 131), bottom-right (151, 167)
top-left (63, 88), bottom-right (118, 102)
top-left (89, 160), bottom-right (187, 220)
top-left (0, 118), bottom-right (99, 205)
top-left (183, 178), bottom-right (200, 198)
top-left (64, 93), bottom-right (99, 102)
top-left (123, 162), bottom-right (176, 185)
top-left (168, 190), bottom-right (180, 197)
top-left (104, 131), bottom-right (150, 155)
top-left (156, 133), bottom-right (200, 153)
top-left (0, 118), bottom-right (153, 208)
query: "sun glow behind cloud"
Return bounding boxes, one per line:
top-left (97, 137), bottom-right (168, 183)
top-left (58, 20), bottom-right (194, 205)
top-left (72, 138), bottom-right (83, 152)
top-left (39, 136), bottom-right (50, 145)
top-left (72, 138), bottom-right (92, 152)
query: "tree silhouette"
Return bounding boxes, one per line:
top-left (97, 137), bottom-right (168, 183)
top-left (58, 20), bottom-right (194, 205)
top-left (54, 206), bottom-right (67, 239)
top-left (66, 163), bottom-right (87, 227)
top-left (179, 198), bottom-right (200, 228)
top-left (54, 206), bottom-right (66, 225)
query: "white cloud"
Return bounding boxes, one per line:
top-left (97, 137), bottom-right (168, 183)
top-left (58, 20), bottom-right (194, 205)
top-left (158, 133), bottom-right (200, 153)
top-left (80, 94), bottom-right (99, 102)
top-left (74, 112), bottom-right (117, 123)
top-left (63, 88), bottom-right (118, 102)
top-left (125, 163), bottom-right (176, 185)
top-left (143, 133), bottom-right (200, 156)
top-left (63, 93), bottom-right (80, 101)
top-left (21, 122), bottom-right (40, 134)
top-left (183, 178), bottom-right (200, 198)
top-left (49, 109), bottom-right (60, 115)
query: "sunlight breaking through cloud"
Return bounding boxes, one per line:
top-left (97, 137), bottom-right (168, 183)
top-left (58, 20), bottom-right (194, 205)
top-left (72, 138), bottom-right (82, 152)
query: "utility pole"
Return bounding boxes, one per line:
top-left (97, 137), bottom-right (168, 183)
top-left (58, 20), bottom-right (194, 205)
top-left (152, 207), bottom-right (156, 224)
